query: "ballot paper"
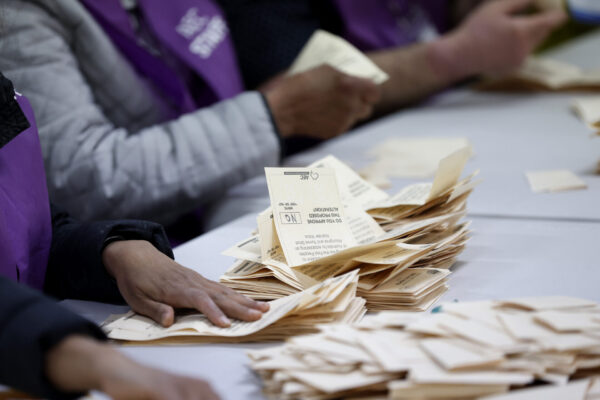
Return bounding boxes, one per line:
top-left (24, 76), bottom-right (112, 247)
top-left (362, 137), bottom-right (474, 180)
top-left (289, 30), bottom-right (389, 84)
top-left (367, 146), bottom-right (473, 218)
top-left (249, 296), bottom-right (600, 400)
top-left (572, 96), bottom-right (600, 131)
top-left (309, 155), bottom-right (389, 209)
top-left (102, 270), bottom-right (365, 344)
top-left (481, 57), bottom-right (600, 91)
top-left (221, 151), bottom-right (477, 312)
top-left (525, 169), bottom-right (587, 193)
top-left (265, 167), bottom-right (357, 267)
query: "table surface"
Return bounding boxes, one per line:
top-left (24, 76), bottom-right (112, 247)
top-left (50, 30), bottom-right (600, 400)
top-left (62, 213), bottom-right (600, 400)
top-left (206, 30), bottom-right (600, 229)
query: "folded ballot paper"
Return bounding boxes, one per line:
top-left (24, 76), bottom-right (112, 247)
top-left (220, 148), bottom-right (478, 312)
top-left (480, 57), bottom-right (600, 92)
top-left (249, 296), bottom-right (600, 400)
top-left (102, 270), bottom-right (366, 344)
top-left (289, 29), bottom-right (389, 84)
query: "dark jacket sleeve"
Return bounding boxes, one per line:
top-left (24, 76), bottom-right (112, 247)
top-left (45, 204), bottom-right (174, 304)
top-left (0, 276), bottom-right (106, 400)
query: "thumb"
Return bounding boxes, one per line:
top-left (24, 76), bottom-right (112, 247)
top-left (132, 298), bottom-right (175, 327)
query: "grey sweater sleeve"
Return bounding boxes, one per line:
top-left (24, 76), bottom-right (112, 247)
top-left (0, 0), bottom-right (280, 224)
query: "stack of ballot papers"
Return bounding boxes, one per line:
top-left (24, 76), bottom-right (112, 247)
top-left (480, 57), bottom-right (600, 91)
top-left (360, 137), bottom-right (474, 181)
top-left (289, 29), bottom-right (389, 84)
top-left (102, 270), bottom-right (366, 344)
top-left (220, 147), bottom-right (478, 312)
top-left (248, 296), bottom-right (600, 400)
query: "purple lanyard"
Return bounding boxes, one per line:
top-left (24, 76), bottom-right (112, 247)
top-left (0, 93), bottom-right (52, 290)
top-left (81, 0), bottom-right (244, 116)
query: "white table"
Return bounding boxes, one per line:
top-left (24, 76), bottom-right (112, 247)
top-left (206, 30), bottom-right (600, 228)
top-left (57, 30), bottom-right (600, 400)
top-left (62, 213), bottom-right (600, 400)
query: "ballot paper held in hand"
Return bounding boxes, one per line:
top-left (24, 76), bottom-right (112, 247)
top-left (289, 29), bottom-right (389, 84)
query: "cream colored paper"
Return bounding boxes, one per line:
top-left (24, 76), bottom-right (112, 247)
top-left (478, 379), bottom-right (589, 400)
top-left (309, 155), bottom-right (389, 209)
top-left (289, 30), bottom-right (389, 84)
top-left (104, 270), bottom-right (361, 343)
top-left (265, 167), bottom-right (357, 267)
top-left (500, 296), bottom-right (597, 311)
top-left (572, 96), bottom-right (600, 130)
top-left (364, 137), bottom-right (474, 180)
top-left (525, 169), bottom-right (587, 193)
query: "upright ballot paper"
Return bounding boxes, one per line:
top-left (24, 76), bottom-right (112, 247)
top-left (289, 30), bottom-right (389, 84)
top-left (265, 167), bottom-right (357, 267)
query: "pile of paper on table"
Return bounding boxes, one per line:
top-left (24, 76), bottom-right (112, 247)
top-left (480, 57), bottom-right (600, 92)
top-left (249, 296), bottom-right (600, 400)
top-left (220, 147), bottom-right (479, 312)
top-left (102, 270), bottom-right (365, 344)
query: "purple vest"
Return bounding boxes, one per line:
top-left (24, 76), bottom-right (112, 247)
top-left (81, 0), bottom-right (244, 117)
top-left (331, 0), bottom-right (449, 52)
top-left (0, 94), bottom-right (52, 290)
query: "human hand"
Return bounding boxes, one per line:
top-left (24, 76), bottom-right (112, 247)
top-left (263, 64), bottom-right (381, 140)
top-left (436, 0), bottom-right (566, 78)
top-left (102, 240), bottom-right (269, 327)
top-left (46, 335), bottom-right (220, 400)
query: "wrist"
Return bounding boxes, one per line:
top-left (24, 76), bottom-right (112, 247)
top-left (45, 335), bottom-right (115, 393)
top-left (264, 88), bottom-right (296, 138)
top-left (427, 32), bottom-right (479, 83)
top-left (102, 240), bottom-right (150, 280)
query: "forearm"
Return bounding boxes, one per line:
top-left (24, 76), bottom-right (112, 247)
top-left (368, 34), bottom-right (472, 112)
top-left (0, 278), bottom-right (105, 399)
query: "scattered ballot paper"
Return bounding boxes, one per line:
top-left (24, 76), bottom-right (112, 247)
top-left (249, 296), bottom-right (600, 400)
top-left (481, 57), bottom-right (600, 91)
top-left (102, 270), bottom-right (366, 344)
top-left (289, 29), bottom-right (389, 84)
top-left (572, 96), bottom-right (600, 132)
top-left (362, 137), bottom-right (474, 180)
top-left (221, 151), bottom-right (478, 313)
top-left (525, 169), bottom-right (587, 193)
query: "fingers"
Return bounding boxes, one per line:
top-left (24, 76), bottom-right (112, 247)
top-left (227, 288), bottom-right (270, 312)
top-left (495, 0), bottom-right (535, 14)
top-left (132, 297), bottom-right (175, 327)
top-left (187, 290), bottom-right (233, 327)
top-left (213, 297), bottom-right (264, 322)
top-left (517, 9), bottom-right (567, 40)
top-left (187, 284), bottom-right (268, 323)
